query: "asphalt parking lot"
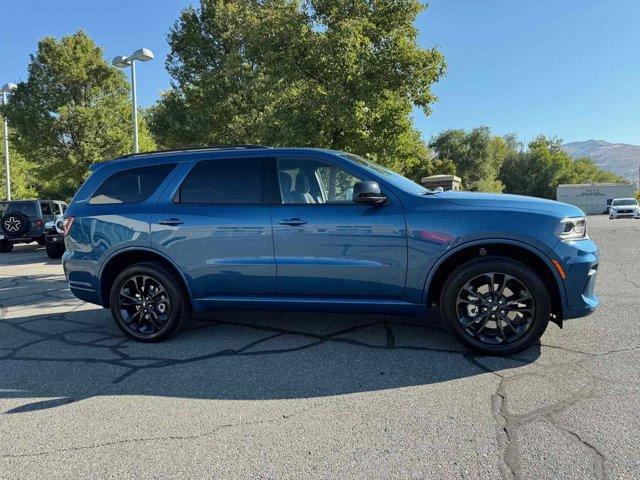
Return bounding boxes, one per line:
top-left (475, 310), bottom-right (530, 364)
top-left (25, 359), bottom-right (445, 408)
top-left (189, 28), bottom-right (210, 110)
top-left (0, 215), bottom-right (638, 479)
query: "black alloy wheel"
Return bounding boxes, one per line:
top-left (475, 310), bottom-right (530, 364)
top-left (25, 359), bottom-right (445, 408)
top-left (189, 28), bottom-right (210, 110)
top-left (455, 272), bottom-right (534, 345)
top-left (109, 262), bottom-right (189, 342)
top-left (441, 256), bottom-right (550, 355)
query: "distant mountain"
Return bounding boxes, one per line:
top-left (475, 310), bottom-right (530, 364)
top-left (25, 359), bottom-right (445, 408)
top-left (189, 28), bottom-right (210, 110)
top-left (562, 139), bottom-right (639, 182)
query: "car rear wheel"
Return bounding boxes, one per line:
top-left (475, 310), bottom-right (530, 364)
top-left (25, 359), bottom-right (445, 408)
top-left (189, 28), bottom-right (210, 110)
top-left (440, 256), bottom-right (550, 355)
top-left (45, 242), bottom-right (65, 259)
top-left (0, 240), bottom-right (13, 253)
top-left (109, 262), bottom-right (190, 342)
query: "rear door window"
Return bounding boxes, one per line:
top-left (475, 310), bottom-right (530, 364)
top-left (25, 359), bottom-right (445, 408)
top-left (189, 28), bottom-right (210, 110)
top-left (90, 164), bottom-right (176, 204)
top-left (177, 158), bottom-right (265, 204)
top-left (40, 202), bottom-right (53, 215)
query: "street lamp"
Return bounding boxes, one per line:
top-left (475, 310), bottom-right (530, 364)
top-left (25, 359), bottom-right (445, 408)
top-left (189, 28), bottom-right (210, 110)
top-left (1, 83), bottom-right (17, 201)
top-left (112, 48), bottom-right (154, 153)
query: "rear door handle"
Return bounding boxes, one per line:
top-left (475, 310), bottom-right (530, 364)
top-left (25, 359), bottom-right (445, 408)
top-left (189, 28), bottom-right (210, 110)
top-left (279, 218), bottom-right (307, 226)
top-left (158, 218), bottom-right (184, 226)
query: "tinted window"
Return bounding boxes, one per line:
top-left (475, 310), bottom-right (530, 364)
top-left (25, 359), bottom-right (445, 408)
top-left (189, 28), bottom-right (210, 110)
top-left (90, 164), bottom-right (176, 204)
top-left (53, 203), bottom-right (64, 215)
top-left (5, 201), bottom-right (37, 217)
top-left (40, 202), bottom-right (53, 215)
top-left (178, 158), bottom-right (263, 204)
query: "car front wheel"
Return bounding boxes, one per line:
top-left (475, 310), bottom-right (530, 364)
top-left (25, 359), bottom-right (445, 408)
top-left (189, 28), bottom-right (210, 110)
top-left (441, 256), bottom-right (551, 355)
top-left (109, 262), bottom-right (190, 342)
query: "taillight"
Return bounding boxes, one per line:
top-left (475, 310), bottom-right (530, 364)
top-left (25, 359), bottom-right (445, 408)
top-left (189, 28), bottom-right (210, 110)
top-left (63, 216), bottom-right (75, 237)
top-left (35, 218), bottom-right (44, 227)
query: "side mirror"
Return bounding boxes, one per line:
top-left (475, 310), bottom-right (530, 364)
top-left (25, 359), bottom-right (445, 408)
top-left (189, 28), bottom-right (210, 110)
top-left (353, 181), bottom-right (387, 206)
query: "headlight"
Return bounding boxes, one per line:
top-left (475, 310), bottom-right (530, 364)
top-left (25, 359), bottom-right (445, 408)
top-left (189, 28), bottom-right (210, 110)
top-left (556, 217), bottom-right (587, 241)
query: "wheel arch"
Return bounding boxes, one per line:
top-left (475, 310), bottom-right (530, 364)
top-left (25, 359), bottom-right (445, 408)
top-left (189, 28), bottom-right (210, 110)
top-left (425, 240), bottom-right (565, 326)
top-left (98, 247), bottom-right (193, 308)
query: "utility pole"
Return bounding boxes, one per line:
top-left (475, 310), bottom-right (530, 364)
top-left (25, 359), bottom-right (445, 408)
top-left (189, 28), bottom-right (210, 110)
top-left (1, 83), bottom-right (17, 201)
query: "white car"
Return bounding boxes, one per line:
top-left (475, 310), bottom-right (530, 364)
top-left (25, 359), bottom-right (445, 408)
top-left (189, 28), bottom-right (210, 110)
top-left (609, 198), bottom-right (640, 219)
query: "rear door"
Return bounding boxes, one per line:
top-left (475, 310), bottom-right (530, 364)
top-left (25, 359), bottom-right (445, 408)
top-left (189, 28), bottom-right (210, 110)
top-left (270, 156), bottom-right (408, 299)
top-left (150, 157), bottom-right (276, 300)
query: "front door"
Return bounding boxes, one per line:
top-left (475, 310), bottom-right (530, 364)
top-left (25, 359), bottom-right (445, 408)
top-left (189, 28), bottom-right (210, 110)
top-left (271, 157), bottom-right (407, 299)
top-left (151, 157), bottom-right (276, 300)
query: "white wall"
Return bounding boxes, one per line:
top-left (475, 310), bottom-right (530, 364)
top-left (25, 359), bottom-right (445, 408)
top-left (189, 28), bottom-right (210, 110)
top-left (557, 184), bottom-right (636, 214)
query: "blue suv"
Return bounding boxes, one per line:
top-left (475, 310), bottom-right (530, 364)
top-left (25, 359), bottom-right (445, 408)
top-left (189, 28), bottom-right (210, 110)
top-left (62, 146), bottom-right (598, 355)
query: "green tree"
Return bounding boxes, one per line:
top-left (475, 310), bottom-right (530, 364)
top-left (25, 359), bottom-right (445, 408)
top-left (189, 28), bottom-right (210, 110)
top-left (499, 135), bottom-right (624, 199)
top-left (0, 123), bottom-right (38, 200)
top-left (149, 0), bottom-right (446, 177)
top-left (429, 127), bottom-right (511, 192)
top-left (1, 31), bottom-right (155, 200)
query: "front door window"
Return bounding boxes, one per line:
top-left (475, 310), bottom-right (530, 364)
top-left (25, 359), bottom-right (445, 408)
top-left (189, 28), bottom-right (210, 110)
top-left (277, 159), bottom-right (363, 205)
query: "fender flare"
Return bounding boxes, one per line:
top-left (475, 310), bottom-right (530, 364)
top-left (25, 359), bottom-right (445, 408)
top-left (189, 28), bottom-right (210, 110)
top-left (422, 237), bottom-right (567, 309)
top-left (98, 246), bottom-right (194, 304)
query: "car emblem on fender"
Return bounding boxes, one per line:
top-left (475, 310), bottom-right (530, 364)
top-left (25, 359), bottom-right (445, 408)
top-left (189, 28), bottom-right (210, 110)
top-left (4, 217), bottom-right (20, 232)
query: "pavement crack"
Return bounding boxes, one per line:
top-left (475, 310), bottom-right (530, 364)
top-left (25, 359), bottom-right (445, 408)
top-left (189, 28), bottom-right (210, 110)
top-left (0, 402), bottom-right (322, 459)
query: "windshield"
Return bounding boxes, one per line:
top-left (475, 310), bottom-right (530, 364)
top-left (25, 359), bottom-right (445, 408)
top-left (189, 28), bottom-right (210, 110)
top-left (340, 153), bottom-right (429, 195)
top-left (612, 199), bottom-right (638, 206)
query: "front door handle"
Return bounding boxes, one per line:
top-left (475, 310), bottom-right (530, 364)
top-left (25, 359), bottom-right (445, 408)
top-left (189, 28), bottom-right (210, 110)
top-left (279, 218), bottom-right (307, 226)
top-left (158, 218), bottom-right (184, 226)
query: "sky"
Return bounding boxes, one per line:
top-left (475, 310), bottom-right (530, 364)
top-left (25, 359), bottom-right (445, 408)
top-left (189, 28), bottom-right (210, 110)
top-left (1, 0), bottom-right (639, 145)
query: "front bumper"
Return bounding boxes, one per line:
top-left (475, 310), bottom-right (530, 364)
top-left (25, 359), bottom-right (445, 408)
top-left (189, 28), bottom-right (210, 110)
top-left (554, 238), bottom-right (599, 319)
top-left (45, 233), bottom-right (64, 244)
top-left (610, 209), bottom-right (640, 218)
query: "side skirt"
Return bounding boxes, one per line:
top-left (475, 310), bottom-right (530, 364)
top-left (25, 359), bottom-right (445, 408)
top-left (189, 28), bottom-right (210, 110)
top-left (192, 296), bottom-right (426, 316)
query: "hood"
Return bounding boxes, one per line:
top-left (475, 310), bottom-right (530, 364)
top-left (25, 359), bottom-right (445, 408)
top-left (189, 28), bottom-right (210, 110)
top-left (435, 190), bottom-right (584, 217)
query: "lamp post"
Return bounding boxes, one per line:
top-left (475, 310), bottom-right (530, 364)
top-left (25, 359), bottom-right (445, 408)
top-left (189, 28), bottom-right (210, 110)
top-left (112, 48), bottom-right (154, 153)
top-left (1, 83), bottom-right (17, 201)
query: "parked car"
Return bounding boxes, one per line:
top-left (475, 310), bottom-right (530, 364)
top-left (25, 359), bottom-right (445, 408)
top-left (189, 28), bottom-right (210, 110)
top-left (44, 214), bottom-right (66, 259)
top-left (608, 198), bottom-right (640, 219)
top-left (0, 199), bottom-right (67, 252)
top-left (62, 146), bottom-right (599, 355)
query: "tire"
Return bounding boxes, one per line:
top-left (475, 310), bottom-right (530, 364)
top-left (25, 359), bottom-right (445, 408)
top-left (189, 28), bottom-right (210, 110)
top-left (45, 242), bottom-right (65, 259)
top-left (0, 240), bottom-right (13, 253)
top-left (109, 261), bottom-right (190, 342)
top-left (440, 256), bottom-right (551, 355)
top-left (36, 237), bottom-right (46, 246)
top-left (1, 212), bottom-right (30, 237)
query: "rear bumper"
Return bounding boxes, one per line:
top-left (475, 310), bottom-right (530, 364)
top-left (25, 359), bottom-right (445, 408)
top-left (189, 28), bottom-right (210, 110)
top-left (554, 238), bottom-right (599, 320)
top-left (0, 232), bottom-right (44, 243)
top-left (62, 251), bottom-right (102, 306)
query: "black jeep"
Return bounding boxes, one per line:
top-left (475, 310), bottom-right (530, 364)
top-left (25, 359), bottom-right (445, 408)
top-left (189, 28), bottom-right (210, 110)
top-left (0, 200), bottom-right (67, 253)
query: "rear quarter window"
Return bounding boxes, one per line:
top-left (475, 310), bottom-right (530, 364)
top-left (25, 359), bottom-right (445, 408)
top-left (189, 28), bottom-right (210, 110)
top-left (90, 164), bottom-right (176, 205)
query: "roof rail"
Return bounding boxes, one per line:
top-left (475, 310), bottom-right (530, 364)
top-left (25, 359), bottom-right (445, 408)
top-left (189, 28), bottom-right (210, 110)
top-left (115, 144), bottom-right (270, 160)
